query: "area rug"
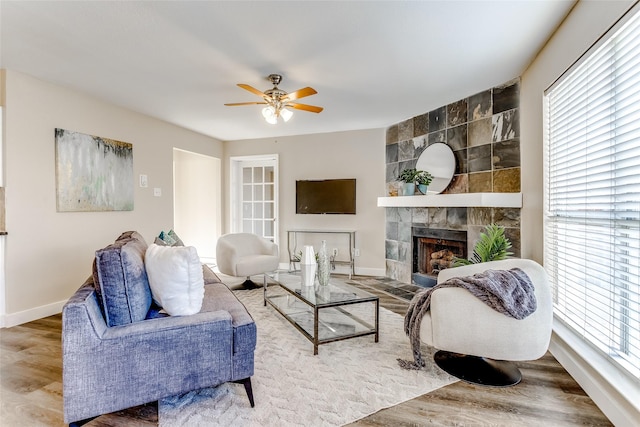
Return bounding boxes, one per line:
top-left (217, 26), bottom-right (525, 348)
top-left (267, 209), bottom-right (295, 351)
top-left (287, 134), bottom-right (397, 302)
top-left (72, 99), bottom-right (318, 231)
top-left (159, 287), bottom-right (456, 426)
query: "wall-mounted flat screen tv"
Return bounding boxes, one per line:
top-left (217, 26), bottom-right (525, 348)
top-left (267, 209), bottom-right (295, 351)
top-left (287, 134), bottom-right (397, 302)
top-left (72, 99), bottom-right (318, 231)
top-left (296, 179), bottom-right (356, 214)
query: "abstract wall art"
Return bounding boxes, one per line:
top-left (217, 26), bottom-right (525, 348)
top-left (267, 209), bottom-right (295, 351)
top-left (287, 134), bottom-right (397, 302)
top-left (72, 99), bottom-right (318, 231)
top-left (55, 128), bottom-right (134, 212)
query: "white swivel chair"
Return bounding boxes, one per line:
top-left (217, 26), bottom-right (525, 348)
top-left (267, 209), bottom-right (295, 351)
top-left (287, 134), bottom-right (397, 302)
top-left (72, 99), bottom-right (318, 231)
top-left (420, 258), bottom-right (553, 386)
top-left (216, 233), bottom-right (279, 289)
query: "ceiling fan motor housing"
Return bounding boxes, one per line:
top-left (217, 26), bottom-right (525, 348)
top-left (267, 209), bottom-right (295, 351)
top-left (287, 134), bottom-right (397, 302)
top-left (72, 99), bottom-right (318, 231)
top-left (264, 88), bottom-right (287, 102)
top-left (268, 74), bottom-right (283, 86)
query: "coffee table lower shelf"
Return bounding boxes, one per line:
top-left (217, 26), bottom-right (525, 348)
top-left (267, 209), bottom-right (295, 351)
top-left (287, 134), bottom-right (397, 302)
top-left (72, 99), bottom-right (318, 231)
top-left (264, 283), bottom-right (379, 355)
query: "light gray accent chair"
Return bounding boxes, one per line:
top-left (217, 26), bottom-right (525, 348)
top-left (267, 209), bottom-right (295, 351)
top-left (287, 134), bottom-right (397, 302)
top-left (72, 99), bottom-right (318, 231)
top-left (216, 233), bottom-right (279, 289)
top-left (420, 258), bottom-right (553, 386)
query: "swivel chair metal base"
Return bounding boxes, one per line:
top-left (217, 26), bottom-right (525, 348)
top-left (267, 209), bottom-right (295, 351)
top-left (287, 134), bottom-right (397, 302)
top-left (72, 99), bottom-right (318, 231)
top-left (242, 274), bottom-right (269, 290)
top-left (434, 350), bottom-right (522, 387)
top-left (241, 278), bottom-right (260, 289)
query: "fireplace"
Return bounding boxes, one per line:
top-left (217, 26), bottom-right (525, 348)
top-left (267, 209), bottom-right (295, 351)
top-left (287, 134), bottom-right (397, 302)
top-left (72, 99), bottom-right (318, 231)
top-left (412, 227), bottom-right (467, 287)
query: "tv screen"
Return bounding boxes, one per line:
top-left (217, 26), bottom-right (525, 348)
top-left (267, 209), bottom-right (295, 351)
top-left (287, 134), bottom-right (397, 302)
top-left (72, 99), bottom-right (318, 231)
top-left (296, 179), bottom-right (356, 214)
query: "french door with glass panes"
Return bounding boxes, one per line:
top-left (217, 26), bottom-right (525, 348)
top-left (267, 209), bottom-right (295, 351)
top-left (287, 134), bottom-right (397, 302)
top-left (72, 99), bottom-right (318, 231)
top-left (231, 156), bottom-right (278, 244)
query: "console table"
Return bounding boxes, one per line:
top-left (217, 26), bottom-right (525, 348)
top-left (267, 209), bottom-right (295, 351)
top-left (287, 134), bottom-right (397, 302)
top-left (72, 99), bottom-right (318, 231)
top-left (287, 229), bottom-right (356, 278)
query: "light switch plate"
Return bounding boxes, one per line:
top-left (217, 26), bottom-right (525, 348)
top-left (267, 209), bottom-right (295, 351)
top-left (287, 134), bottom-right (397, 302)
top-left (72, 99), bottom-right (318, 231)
top-left (153, 188), bottom-right (162, 197)
top-left (139, 174), bottom-right (148, 188)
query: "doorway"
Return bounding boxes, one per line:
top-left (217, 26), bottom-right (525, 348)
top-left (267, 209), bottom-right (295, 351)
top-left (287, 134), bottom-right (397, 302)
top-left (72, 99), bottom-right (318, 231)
top-left (173, 149), bottom-right (221, 262)
top-left (230, 155), bottom-right (279, 244)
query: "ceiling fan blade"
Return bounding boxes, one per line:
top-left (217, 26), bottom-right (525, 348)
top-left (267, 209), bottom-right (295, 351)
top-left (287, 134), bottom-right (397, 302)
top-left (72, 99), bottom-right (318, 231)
top-left (237, 84), bottom-right (268, 98)
top-left (287, 102), bottom-right (324, 113)
top-left (224, 102), bottom-right (267, 106)
top-left (281, 87), bottom-right (317, 102)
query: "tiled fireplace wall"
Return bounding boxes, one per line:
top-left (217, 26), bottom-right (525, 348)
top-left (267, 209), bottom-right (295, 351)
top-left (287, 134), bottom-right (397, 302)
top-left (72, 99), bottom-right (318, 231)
top-left (385, 78), bottom-right (522, 284)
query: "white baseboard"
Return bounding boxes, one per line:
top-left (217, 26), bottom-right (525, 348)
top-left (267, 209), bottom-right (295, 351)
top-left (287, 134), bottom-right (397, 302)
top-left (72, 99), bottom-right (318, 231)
top-left (0, 300), bottom-right (66, 328)
top-left (354, 267), bottom-right (385, 277)
top-left (549, 322), bottom-right (640, 427)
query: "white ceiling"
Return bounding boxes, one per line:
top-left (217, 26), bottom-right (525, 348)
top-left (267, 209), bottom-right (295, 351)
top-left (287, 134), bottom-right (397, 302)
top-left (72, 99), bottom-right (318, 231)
top-left (0, 1), bottom-right (576, 142)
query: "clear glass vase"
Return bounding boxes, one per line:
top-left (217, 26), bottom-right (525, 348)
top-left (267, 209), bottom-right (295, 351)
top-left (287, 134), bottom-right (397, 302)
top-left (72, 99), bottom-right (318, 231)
top-left (317, 240), bottom-right (330, 286)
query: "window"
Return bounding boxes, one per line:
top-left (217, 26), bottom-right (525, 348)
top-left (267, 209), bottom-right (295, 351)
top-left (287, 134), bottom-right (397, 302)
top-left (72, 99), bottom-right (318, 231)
top-left (229, 155), bottom-right (278, 244)
top-left (241, 164), bottom-right (276, 239)
top-left (544, 6), bottom-right (640, 379)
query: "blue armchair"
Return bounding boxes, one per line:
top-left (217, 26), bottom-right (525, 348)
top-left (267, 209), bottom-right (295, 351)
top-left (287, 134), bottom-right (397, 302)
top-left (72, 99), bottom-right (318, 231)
top-left (62, 232), bottom-right (256, 425)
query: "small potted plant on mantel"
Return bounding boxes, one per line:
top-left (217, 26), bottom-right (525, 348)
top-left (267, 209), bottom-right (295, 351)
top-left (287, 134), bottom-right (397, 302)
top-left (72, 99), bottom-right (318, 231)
top-left (415, 170), bottom-right (433, 195)
top-left (397, 168), bottom-right (419, 196)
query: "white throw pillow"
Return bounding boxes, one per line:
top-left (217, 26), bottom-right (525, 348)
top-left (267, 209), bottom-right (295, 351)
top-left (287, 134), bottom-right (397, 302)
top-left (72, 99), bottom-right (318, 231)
top-left (145, 243), bottom-right (204, 316)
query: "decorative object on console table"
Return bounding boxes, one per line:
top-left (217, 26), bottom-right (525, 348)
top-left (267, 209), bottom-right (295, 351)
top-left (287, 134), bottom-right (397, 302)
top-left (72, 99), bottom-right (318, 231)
top-left (290, 250), bottom-right (302, 272)
top-left (287, 230), bottom-right (356, 279)
top-left (317, 240), bottom-right (330, 286)
top-left (301, 245), bottom-right (316, 287)
top-left (397, 167), bottom-right (419, 196)
top-left (415, 170), bottom-right (434, 195)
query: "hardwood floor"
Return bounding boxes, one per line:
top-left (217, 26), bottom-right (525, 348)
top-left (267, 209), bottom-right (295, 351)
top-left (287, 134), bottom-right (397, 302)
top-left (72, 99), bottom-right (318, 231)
top-left (1, 276), bottom-right (612, 426)
top-left (347, 352), bottom-right (610, 426)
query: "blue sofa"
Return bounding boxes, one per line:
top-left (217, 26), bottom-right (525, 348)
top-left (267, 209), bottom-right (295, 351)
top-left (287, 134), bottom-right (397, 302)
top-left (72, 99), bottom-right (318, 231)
top-left (62, 232), bottom-right (256, 425)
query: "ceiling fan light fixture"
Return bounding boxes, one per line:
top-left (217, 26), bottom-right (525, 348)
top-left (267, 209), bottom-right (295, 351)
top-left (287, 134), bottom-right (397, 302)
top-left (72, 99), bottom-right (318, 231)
top-left (262, 106), bottom-right (275, 120)
top-left (280, 108), bottom-right (293, 122)
top-left (262, 106), bottom-right (278, 124)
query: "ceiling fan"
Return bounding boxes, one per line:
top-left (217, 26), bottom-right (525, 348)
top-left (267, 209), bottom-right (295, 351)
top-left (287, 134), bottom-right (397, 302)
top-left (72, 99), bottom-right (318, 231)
top-left (225, 74), bottom-right (323, 124)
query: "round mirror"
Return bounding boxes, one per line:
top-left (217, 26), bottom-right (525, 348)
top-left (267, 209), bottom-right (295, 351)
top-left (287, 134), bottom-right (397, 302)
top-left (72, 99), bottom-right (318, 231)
top-left (415, 142), bottom-right (455, 194)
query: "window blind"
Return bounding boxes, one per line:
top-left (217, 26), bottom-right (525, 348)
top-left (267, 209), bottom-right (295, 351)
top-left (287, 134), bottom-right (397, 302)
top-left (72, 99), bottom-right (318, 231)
top-left (544, 6), bottom-right (640, 379)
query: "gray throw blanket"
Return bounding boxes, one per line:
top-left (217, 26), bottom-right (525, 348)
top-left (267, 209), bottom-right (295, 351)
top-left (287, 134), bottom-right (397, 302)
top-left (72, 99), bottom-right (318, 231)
top-left (398, 267), bottom-right (537, 370)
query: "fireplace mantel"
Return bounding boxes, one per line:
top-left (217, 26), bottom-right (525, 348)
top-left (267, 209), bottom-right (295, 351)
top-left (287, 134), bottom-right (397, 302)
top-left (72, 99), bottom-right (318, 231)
top-left (377, 192), bottom-right (522, 208)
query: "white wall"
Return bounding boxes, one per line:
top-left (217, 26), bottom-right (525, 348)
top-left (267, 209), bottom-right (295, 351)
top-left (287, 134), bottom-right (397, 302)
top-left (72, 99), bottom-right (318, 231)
top-left (224, 129), bottom-right (386, 276)
top-left (521, 1), bottom-right (639, 425)
top-left (173, 148), bottom-right (221, 260)
top-left (2, 70), bottom-right (223, 326)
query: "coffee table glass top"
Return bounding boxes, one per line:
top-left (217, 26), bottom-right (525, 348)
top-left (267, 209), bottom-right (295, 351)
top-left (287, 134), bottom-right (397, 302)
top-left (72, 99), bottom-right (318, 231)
top-left (268, 271), bottom-right (377, 306)
top-left (264, 271), bottom-right (379, 354)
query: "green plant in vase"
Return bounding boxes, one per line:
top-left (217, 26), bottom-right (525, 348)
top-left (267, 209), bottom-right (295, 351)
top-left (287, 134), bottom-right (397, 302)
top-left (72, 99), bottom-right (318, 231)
top-left (415, 170), bottom-right (433, 195)
top-left (291, 250), bottom-right (303, 271)
top-left (397, 168), bottom-right (419, 196)
top-left (453, 224), bottom-right (513, 266)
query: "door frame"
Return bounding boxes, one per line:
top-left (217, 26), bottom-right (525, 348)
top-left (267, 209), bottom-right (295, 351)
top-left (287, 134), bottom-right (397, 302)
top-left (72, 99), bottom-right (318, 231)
top-left (229, 154), bottom-right (279, 245)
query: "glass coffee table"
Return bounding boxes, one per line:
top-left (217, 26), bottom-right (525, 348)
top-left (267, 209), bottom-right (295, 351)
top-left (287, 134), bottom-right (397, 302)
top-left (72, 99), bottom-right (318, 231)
top-left (264, 272), bottom-right (379, 355)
